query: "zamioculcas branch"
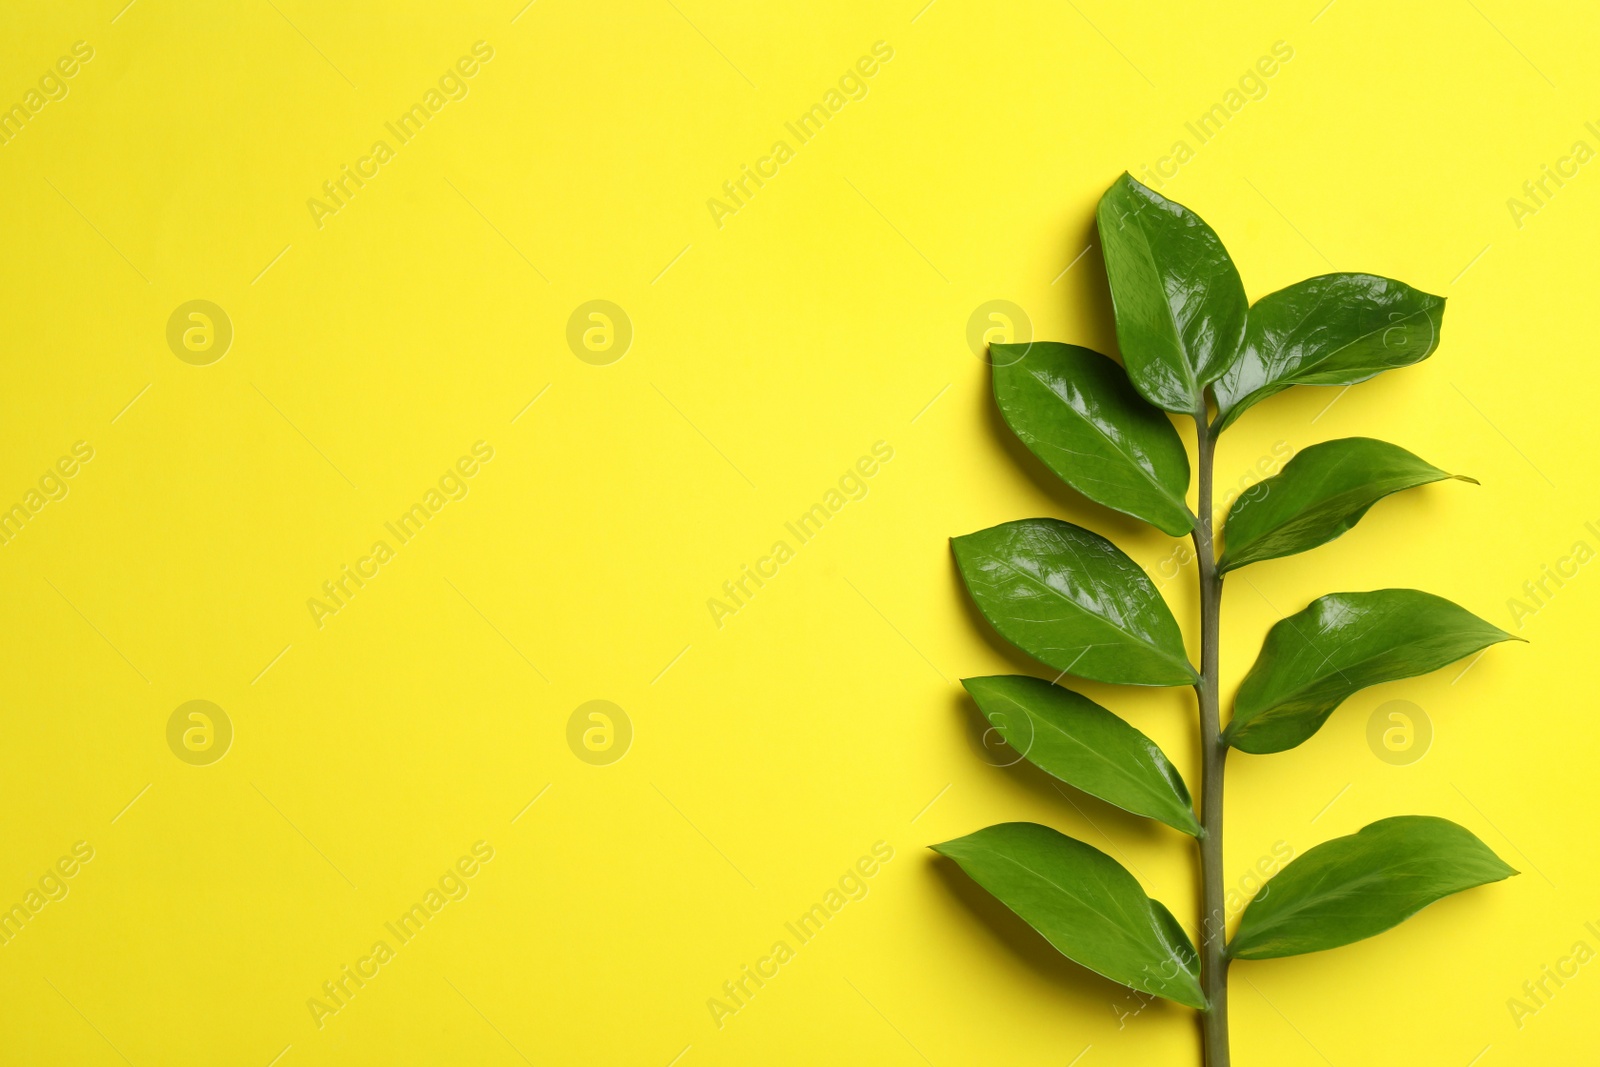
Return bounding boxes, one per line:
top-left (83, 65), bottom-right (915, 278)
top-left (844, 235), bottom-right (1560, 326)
top-left (932, 173), bottom-right (1520, 1066)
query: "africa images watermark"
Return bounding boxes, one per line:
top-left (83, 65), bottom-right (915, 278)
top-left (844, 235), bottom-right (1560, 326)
top-left (1505, 121), bottom-right (1600, 231)
top-left (0, 40), bottom-right (95, 148)
top-left (1506, 919), bottom-right (1600, 1031)
top-left (0, 841), bottom-right (95, 948)
top-left (1136, 40), bottom-right (1294, 189)
top-left (706, 841), bottom-right (895, 1029)
top-left (1112, 841), bottom-right (1294, 1030)
top-left (1503, 515), bottom-right (1600, 631)
top-left (307, 840), bottom-right (496, 1030)
top-left (306, 41), bottom-right (496, 230)
top-left (306, 441), bottom-right (495, 629)
top-left (1147, 441), bottom-right (1293, 588)
top-left (0, 440), bottom-right (95, 548)
top-left (706, 441), bottom-right (894, 629)
top-left (706, 41), bottom-right (895, 230)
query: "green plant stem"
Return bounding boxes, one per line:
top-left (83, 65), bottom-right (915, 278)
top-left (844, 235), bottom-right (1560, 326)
top-left (1194, 412), bottom-right (1230, 1067)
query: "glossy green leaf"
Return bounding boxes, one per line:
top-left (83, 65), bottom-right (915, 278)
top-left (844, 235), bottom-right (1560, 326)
top-left (932, 822), bottom-right (1206, 1007)
top-left (963, 675), bottom-right (1200, 836)
top-left (991, 342), bottom-right (1194, 536)
top-left (952, 518), bottom-right (1197, 686)
top-left (1214, 274), bottom-right (1445, 432)
top-left (1229, 816), bottom-right (1516, 959)
top-left (1219, 437), bottom-right (1476, 572)
top-left (1225, 589), bottom-right (1518, 753)
top-left (1096, 173), bottom-right (1248, 416)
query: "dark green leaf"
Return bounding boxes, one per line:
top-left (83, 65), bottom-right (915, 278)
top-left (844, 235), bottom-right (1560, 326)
top-left (952, 519), bottom-right (1197, 686)
top-left (1220, 437), bottom-right (1475, 572)
top-left (1096, 172), bottom-right (1248, 416)
top-left (1229, 816), bottom-right (1516, 959)
top-left (991, 342), bottom-right (1194, 536)
top-left (1225, 589), bottom-right (1518, 753)
top-left (932, 822), bottom-right (1206, 1007)
top-left (1214, 274), bottom-right (1445, 432)
top-left (963, 675), bottom-right (1199, 836)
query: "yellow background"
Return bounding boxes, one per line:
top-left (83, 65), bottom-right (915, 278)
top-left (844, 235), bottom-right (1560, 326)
top-left (0, 1), bottom-right (1594, 1063)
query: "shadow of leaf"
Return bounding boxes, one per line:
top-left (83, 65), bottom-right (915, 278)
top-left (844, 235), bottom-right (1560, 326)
top-left (926, 853), bottom-right (1188, 1025)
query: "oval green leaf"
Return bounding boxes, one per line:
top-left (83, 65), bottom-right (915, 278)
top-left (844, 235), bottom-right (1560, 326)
top-left (991, 342), bottom-right (1194, 536)
top-left (1229, 815), bottom-right (1517, 960)
top-left (1214, 274), bottom-right (1445, 432)
top-left (964, 675), bottom-right (1200, 836)
top-left (1096, 173), bottom-right (1248, 416)
top-left (952, 518), bottom-right (1197, 686)
top-left (1225, 589), bottom-right (1519, 754)
top-left (932, 822), bottom-right (1206, 1007)
top-left (1219, 437), bottom-right (1476, 572)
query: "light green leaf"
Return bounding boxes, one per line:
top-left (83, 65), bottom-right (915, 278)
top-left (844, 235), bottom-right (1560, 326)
top-left (1220, 437), bottom-right (1475, 572)
top-left (1097, 173), bottom-right (1248, 415)
top-left (991, 342), bottom-right (1194, 536)
top-left (1225, 589), bottom-right (1519, 754)
top-left (1229, 816), bottom-right (1516, 959)
top-left (964, 675), bottom-right (1199, 836)
top-left (1214, 274), bottom-right (1445, 432)
top-left (932, 822), bottom-right (1206, 1007)
top-left (952, 518), bottom-right (1197, 686)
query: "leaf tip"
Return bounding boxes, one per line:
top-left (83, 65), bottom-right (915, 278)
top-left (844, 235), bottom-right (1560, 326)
top-left (1163, 511), bottom-right (1199, 538)
top-left (1490, 621), bottom-right (1530, 644)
